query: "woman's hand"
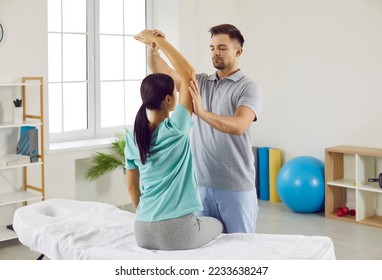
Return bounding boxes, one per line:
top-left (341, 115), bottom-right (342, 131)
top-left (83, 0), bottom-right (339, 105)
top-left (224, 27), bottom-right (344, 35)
top-left (188, 79), bottom-right (206, 118)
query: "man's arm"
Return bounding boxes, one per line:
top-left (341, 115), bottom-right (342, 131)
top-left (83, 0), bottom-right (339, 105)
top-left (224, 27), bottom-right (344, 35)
top-left (126, 168), bottom-right (141, 210)
top-left (189, 80), bottom-right (256, 135)
top-left (198, 106), bottom-right (255, 135)
top-left (203, 106), bottom-right (255, 135)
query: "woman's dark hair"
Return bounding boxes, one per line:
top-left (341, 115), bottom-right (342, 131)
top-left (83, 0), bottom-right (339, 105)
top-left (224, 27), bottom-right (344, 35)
top-left (134, 73), bottom-right (175, 164)
top-left (209, 23), bottom-right (245, 47)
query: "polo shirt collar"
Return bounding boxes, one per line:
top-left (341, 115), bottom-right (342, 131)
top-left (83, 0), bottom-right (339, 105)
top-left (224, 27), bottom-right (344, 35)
top-left (208, 69), bottom-right (243, 82)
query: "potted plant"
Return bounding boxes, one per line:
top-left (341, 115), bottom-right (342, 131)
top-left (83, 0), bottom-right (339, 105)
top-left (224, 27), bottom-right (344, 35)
top-left (85, 133), bottom-right (127, 181)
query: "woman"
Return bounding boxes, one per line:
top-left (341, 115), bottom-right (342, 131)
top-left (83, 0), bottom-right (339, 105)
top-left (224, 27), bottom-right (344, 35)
top-left (124, 30), bottom-right (222, 250)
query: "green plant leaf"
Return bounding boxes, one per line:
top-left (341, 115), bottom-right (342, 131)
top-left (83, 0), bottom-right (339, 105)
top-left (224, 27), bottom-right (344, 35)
top-left (85, 132), bottom-right (128, 181)
top-left (111, 133), bottom-right (126, 160)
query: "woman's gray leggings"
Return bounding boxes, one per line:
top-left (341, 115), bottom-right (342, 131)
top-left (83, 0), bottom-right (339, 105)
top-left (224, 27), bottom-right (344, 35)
top-left (134, 214), bottom-right (223, 250)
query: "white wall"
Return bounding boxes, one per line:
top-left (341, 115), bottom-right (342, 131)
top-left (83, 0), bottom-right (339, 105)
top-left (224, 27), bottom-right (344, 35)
top-left (244, 0), bottom-right (382, 161)
top-left (0, 0), bottom-right (48, 127)
top-left (176, 0), bottom-right (382, 161)
top-left (45, 146), bottom-right (127, 206)
top-left (0, 0), bottom-right (47, 80)
top-left (1, 0), bottom-right (382, 205)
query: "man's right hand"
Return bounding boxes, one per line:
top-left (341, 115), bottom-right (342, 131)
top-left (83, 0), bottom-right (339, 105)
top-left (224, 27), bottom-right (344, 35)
top-left (135, 29), bottom-right (166, 51)
top-left (189, 79), bottom-right (206, 118)
top-left (149, 30), bottom-right (166, 51)
top-left (134, 29), bottom-right (156, 45)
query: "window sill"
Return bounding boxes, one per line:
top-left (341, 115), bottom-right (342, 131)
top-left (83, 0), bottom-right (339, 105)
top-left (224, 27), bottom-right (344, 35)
top-left (48, 137), bottom-right (117, 154)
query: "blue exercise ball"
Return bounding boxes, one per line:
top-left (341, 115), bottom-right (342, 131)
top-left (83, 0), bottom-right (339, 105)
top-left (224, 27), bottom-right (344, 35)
top-left (277, 156), bottom-right (324, 213)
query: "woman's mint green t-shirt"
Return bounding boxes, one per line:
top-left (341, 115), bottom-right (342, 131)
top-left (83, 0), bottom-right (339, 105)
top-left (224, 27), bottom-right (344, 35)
top-left (124, 104), bottom-right (202, 222)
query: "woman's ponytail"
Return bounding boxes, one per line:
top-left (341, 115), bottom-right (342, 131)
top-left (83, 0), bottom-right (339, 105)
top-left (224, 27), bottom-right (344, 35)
top-left (134, 104), bottom-right (151, 164)
top-left (133, 73), bottom-right (175, 165)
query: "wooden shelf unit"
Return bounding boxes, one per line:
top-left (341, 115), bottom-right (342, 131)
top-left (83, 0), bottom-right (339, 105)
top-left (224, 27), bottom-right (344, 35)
top-left (0, 77), bottom-right (45, 242)
top-left (325, 145), bottom-right (382, 228)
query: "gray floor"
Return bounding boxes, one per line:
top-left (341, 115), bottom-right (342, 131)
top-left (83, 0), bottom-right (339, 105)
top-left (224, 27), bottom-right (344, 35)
top-left (256, 200), bottom-right (382, 260)
top-left (1, 200), bottom-right (382, 260)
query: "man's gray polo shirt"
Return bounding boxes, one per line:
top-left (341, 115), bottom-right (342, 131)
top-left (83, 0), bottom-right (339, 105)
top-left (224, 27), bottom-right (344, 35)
top-left (191, 70), bottom-right (262, 191)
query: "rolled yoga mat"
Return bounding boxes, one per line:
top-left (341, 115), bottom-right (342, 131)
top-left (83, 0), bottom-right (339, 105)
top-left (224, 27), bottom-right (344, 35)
top-left (269, 148), bottom-right (282, 202)
top-left (258, 147), bottom-right (270, 200)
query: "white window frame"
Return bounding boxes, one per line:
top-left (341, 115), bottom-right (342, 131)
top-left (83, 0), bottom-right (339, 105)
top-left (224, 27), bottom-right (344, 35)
top-left (48, 0), bottom-right (148, 143)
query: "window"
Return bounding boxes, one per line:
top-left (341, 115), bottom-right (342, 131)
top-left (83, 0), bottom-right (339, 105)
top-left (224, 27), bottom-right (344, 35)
top-left (48, 0), bottom-right (146, 141)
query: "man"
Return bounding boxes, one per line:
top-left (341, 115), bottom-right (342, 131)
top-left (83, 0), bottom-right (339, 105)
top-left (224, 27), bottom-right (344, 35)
top-left (145, 24), bottom-right (261, 233)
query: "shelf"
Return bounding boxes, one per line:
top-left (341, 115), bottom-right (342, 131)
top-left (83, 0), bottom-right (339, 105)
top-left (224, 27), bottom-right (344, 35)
top-left (0, 76), bottom-right (45, 245)
top-left (0, 226), bottom-right (17, 242)
top-left (0, 191), bottom-right (43, 206)
top-left (357, 185), bottom-right (382, 194)
top-left (326, 145), bottom-right (382, 157)
top-left (0, 121), bottom-right (42, 129)
top-left (0, 160), bottom-right (43, 171)
top-left (326, 212), bottom-right (356, 223)
top-left (358, 215), bottom-right (382, 228)
top-left (0, 82), bottom-right (41, 87)
top-left (327, 179), bottom-right (382, 193)
top-left (325, 145), bottom-right (382, 228)
top-left (327, 178), bottom-right (356, 189)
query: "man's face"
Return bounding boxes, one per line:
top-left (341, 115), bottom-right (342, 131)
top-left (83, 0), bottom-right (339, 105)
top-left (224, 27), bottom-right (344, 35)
top-left (210, 34), bottom-right (241, 71)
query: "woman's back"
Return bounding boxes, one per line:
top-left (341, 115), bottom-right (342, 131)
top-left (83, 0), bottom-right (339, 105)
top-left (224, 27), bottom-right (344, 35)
top-left (125, 104), bottom-right (202, 222)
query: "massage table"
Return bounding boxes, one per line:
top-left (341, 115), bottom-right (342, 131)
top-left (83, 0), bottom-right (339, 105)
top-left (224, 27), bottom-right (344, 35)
top-left (12, 199), bottom-right (336, 260)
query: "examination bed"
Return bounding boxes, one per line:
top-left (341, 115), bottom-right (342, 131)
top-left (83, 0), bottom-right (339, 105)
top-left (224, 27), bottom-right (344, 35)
top-left (12, 199), bottom-right (336, 260)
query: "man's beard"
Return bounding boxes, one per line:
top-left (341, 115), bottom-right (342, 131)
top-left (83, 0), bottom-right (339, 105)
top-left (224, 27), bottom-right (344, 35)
top-left (213, 59), bottom-right (225, 70)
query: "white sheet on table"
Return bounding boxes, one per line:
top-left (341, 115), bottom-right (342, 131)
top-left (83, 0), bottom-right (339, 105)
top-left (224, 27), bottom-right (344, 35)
top-left (30, 203), bottom-right (335, 260)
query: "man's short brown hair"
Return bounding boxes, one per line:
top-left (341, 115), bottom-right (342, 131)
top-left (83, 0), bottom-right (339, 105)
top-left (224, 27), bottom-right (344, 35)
top-left (209, 24), bottom-right (244, 47)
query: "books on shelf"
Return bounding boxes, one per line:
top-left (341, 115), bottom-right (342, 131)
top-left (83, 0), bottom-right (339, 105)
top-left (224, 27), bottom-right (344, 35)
top-left (17, 126), bottom-right (38, 162)
top-left (0, 154), bottom-right (31, 167)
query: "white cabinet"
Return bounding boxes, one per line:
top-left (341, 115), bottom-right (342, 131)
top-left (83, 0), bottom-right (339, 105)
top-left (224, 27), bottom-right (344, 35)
top-left (325, 146), bottom-right (382, 228)
top-left (0, 77), bottom-right (45, 241)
